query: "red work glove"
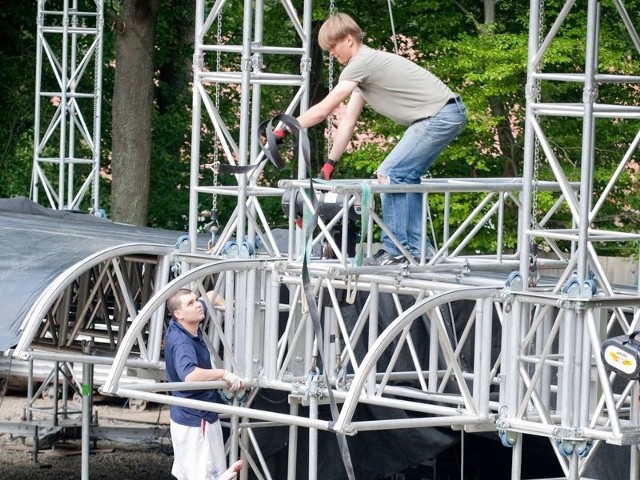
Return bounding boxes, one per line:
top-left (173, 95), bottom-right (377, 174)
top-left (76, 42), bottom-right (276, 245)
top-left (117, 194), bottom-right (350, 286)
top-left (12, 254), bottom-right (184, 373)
top-left (272, 126), bottom-right (289, 145)
top-left (318, 159), bottom-right (337, 180)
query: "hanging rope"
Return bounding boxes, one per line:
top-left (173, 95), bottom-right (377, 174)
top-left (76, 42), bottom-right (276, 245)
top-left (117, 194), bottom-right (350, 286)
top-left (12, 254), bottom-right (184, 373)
top-left (259, 113), bottom-right (356, 479)
top-left (300, 178), bottom-right (356, 480)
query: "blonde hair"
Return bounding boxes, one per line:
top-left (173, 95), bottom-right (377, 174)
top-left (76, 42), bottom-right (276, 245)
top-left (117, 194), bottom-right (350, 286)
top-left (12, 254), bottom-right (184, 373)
top-left (318, 13), bottom-right (363, 51)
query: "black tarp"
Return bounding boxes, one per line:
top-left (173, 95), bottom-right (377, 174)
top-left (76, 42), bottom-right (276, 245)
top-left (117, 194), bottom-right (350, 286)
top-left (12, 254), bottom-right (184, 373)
top-left (0, 197), bottom-right (185, 351)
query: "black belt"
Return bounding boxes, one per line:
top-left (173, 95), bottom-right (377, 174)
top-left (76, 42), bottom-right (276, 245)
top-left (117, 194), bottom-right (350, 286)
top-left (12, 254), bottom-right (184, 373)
top-left (411, 96), bottom-right (460, 125)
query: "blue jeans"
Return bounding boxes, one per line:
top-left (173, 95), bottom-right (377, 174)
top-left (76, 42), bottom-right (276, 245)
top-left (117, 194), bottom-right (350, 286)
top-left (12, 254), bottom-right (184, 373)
top-left (377, 98), bottom-right (467, 256)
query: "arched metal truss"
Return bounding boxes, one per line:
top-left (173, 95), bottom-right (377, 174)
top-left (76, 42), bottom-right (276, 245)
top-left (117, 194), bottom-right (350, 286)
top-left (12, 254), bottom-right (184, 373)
top-left (7, 243), bottom-right (174, 424)
top-left (94, 254), bottom-right (640, 479)
top-left (99, 260), bottom-right (506, 474)
top-left (14, 243), bottom-right (174, 361)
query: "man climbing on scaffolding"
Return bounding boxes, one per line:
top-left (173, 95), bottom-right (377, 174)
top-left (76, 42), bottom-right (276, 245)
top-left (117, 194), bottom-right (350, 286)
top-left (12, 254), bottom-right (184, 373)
top-left (275, 12), bottom-right (467, 265)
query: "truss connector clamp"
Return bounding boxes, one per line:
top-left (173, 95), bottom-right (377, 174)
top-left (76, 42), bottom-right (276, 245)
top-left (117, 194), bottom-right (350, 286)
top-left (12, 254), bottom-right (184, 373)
top-left (328, 421), bottom-right (357, 436)
top-left (272, 260), bottom-right (289, 272)
top-left (192, 53), bottom-right (203, 70)
top-left (504, 271), bottom-right (523, 290)
top-left (326, 266), bottom-right (341, 278)
top-left (558, 298), bottom-right (588, 311)
top-left (300, 56), bottom-right (311, 74)
top-left (559, 276), bottom-right (597, 309)
top-left (12, 349), bottom-right (31, 361)
top-left (553, 426), bottom-right (583, 441)
top-left (241, 56), bottom-right (252, 72)
top-left (251, 51), bottom-right (263, 71)
top-left (583, 86), bottom-right (598, 104)
top-left (304, 372), bottom-right (319, 400)
top-left (524, 81), bottom-right (540, 100)
top-left (496, 410), bottom-right (511, 430)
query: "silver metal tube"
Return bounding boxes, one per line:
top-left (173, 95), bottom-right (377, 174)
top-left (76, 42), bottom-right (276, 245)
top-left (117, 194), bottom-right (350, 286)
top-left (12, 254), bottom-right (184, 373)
top-left (308, 394), bottom-right (318, 480)
top-left (287, 401), bottom-right (299, 480)
top-left (113, 387), bottom-right (330, 431)
top-left (348, 415), bottom-right (487, 431)
top-left (81, 341), bottom-right (94, 480)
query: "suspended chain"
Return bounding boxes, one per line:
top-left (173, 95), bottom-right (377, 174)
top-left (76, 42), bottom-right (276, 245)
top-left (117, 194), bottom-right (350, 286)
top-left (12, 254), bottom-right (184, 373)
top-left (326, 0), bottom-right (336, 155)
top-left (528, 0), bottom-right (545, 287)
top-left (213, 10), bottom-right (223, 196)
top-left (207, 11), bottom-right (224, 250)
top-left (530, 0), bottom-right (545, 229)
top-left (91, 4), bottom-right (102, 214)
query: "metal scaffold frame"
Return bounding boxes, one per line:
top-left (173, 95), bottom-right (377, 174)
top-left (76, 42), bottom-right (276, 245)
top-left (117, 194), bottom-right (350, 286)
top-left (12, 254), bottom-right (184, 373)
top-left (10, 0), bottom-right (640, 479)
top-left (31, 0), bottom-right (104, 212)
top-left (186, 0), bottom-right (313, 258)
top-left (501, 0), bottom-right (640, 478)
top-left (100, 259), bottom-right (508, 476)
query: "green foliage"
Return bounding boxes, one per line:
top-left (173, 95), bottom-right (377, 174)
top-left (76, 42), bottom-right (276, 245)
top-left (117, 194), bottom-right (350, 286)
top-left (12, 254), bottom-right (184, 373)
top-left (0, 4), bottom-right (37, 198)
top-left (2, 0), bottom-right (640, 257)
top-left (1, 132), bottom-right (34, 199)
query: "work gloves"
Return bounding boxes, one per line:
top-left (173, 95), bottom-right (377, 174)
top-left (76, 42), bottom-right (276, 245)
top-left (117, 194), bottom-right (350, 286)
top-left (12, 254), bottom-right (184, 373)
top-left (272, 125), bottom-right (338, 181)
top-left (222, 370), bottom-right (245, 392)
top-left (272, 126), bottom-right (289, 145)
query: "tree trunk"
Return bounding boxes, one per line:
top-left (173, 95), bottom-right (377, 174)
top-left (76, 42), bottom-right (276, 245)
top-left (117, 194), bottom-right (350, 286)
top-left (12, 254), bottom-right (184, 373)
top-left (156, 0), bottom-right (195, 115)
top-left (111, 0), bottom-right (161, 226)
top-left (489, 96), bottom-right (521, 177)
top-left (483, 0), bottom-right (520, 177)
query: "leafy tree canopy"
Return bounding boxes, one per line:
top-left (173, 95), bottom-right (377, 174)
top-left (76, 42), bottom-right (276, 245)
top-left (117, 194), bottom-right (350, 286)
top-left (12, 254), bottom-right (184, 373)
top-left (1, 0), bottom-right (639, 255)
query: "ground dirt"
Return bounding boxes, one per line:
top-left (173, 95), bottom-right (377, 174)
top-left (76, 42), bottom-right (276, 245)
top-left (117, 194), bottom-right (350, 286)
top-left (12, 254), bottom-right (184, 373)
top-left (0, 391), bottom-right (175, 480)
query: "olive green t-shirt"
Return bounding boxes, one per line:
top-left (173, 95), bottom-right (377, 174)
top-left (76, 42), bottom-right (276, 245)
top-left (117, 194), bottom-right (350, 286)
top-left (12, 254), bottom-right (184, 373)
top-left (339, 45), bottom-right (454, 126)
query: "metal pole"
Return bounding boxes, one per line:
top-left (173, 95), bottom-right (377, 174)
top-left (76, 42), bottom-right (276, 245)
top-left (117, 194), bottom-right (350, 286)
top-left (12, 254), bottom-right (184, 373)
top-left (287, 401), bottom-right (299, 480)
top-left (510, 432), bottom-right (523, 479)
top-left (188, 1), bottom-right (206, 252)
top-left (235, 0), bottom-right (253, 245)
top-left (308, 388), bottom-right (318, 480)
top-left (148, 255), bottom-right (172, 362)
top-left (81, 340), bottom-right (95, 480)
top-left (58, 0), bottom-right (70, 208)
top-left (368, 282), bottom-right (380, 395)
top-left (67, 0), bottom-right (78, 206)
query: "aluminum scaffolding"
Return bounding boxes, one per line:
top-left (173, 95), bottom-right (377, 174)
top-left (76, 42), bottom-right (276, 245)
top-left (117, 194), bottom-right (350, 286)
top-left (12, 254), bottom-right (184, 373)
top-left (10, 0), bottom-right (640, 479)
top-left (31, 0), bottom-right (104, 212)
top-left (501, 0), bottom-right (640, 478)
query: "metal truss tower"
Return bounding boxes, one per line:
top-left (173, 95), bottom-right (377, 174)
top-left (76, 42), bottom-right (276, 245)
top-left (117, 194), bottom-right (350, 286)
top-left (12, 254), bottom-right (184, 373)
top-left (500, 0), bottom-right (640, 478)
top-left (31, 0), bottom-right (104, 212)
top-left (187, 0), bottom-right (313, 257)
